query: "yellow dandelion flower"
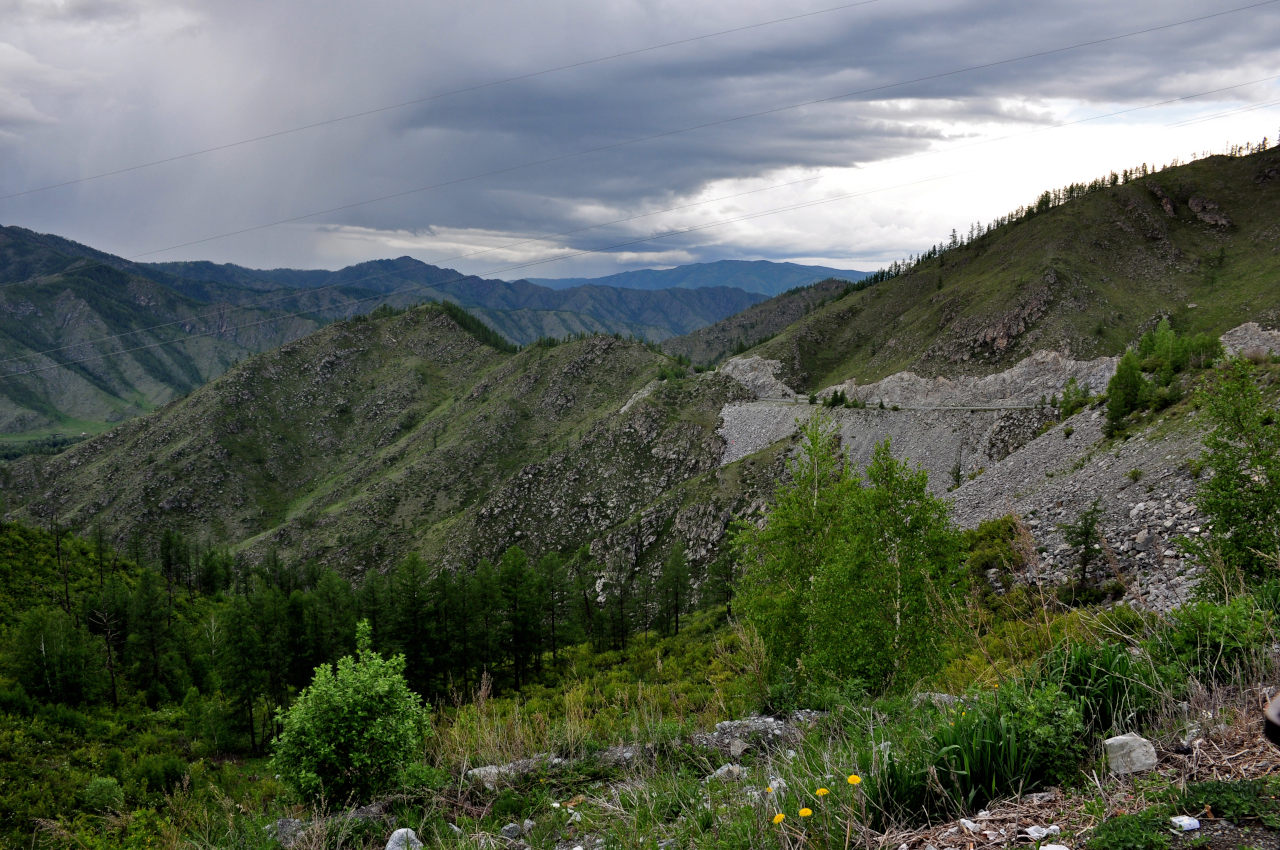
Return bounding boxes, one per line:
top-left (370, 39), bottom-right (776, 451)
top-left (766, 786), bottom-right (773, 793)
top-left (772, 813), bottom-right (785, 825)
top-left (848, 774), bottom-right (862, 785)
top-left (816, 787), bottom-right (830, 797)
top-left (799, 808), bottom-right (813, 818)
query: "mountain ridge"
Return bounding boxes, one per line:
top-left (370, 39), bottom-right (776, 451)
top-left (527, 258), bottom-right (867, 295)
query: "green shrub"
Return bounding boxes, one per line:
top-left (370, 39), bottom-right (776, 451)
top-left (1085, 808), bottom-right (1172, 850)
top-left (1057, 377), bottom-right (1091, 418)
top-left (81, 775), bottom-right (125, 813)
top-left (1149, 596), bottom-right (1272, 684)
top-left (1003, 683), bottom-right (1087, 788)
top-left (1186, 358), bottom-right (1280, 580)
top-left (1039, 640), bottom-right (1162, 736)
top-left (271, 620), bottom-right (431, 803)
top-left (736, 414), bottom-right (966, 696)
top-left (1175, 779), bottom-right (1280, 828)
top-left (132, 753), bottom-right (187, 797)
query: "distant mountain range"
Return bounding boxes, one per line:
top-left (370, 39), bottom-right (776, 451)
top-left (527, 260), bottom-right (867, 296)
top-left (0, 227), bottom-right (854, 436)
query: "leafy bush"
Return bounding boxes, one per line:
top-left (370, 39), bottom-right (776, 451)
top-left (1038, 640), bottom-right (1162, 736)
top-left (1186, 358), bottom-right (1280, 580)
top-left (132, 753), bottom-right (188, 798)
top-left (1002, 683), bottom-right (1087, 788)
top-left (735, 414), bottom-right (966, 695)
top-left (1149, 596), bottom-right (1272, 684)
top-left (271, 620), bottom-right (430, 803)
top-left (81, 775), bottom-right (125, 813)
top-left (1175, 779), bottom-right (1280, 828)
top-left (1057, 377), bottom-right (1092, 418)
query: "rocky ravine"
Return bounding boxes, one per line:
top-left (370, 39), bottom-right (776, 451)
top-left (714, 325), bottom-right (1279, 612)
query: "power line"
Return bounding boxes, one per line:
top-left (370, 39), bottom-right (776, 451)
top-left (116, 0), bottom-right (1280, 260)
top-left (0, 0), bottom-right (882, 201)
top-left (1168, 97), bottom-right (1280, 128)
top-left (3, 73), bottom-right (1276, 369)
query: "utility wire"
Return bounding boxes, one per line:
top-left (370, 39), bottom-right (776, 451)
top-left (1168, 97), bottom-right (1280, 127)
top-left (2, 73), bottom-right (1276, 368)
top-left (115, 0), bottom-right (1280, 260)
top-left (0, 0), bottom-right (882, 201)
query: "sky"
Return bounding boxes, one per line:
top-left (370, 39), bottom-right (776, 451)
top-left (1, 0), bottom-right (1278, 279)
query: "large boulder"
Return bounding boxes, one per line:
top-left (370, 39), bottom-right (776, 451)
top-left (1105, 732), bottom-right (1157, 774)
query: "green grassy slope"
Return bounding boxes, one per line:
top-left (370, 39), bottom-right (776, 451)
top-left (751, 149), bottom-right (1280, 390)
top-left (0, 250), bottom-right (322, 434)
top-left (5, 305), bottom-right (758, 575)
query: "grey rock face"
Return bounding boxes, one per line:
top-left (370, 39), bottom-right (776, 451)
top-left (719, 356), bottom-right (798, 400)
top-left (267, 818), bottom-right (307, 848)
top-left (1105, 732), bottom-right (1158, 774)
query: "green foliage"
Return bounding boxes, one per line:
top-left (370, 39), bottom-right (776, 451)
top-left (1175, 779), bottom-right (1280, 828)
top-left (963, 516), bottom-right (1023, 590)
top-left (1037, 640), bottom-right (1162, 737)
top-left (1147, 595), bottom-right (1272, 684)
top-left (437, 299), bottom-right (519, 353)
top-left (1086, 808), bottom-right (1172, 850)
top-left (271, 621), bottom-right (430, 803)
top-left (1106, 351), bottom-right (1147, 436)
top-left (81, 776), bottom-right (125, 813)
top-left (735, 413), bottom-right (966, 697)
top-left (1187, 358), bottom-right (1280, 580)
top-left (1106, 322), bottom-right (1222, 436)
top-left (1059, 498), bottom-right (1105, 584)
top-left (1137, 319), bottom-right (1222, 379)
top-left (1057, 376), bottom-right (1092, 418)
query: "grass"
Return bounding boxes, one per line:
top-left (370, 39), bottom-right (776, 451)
top-left (752, 148), bottom-right (1280, 391)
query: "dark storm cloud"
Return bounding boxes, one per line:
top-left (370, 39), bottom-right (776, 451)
top-left (1, 0), bottom-right (1278, 270)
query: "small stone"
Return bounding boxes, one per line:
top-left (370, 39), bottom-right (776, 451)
top-left (521, 819), bottom-right (535, 835)
top-left (501, 823), bottom-right (523, 840)
top-left (960, 818), bottom-right (980, 832)
top-left (1171, 815), bottom-right (1200, 831)
top-left (708, 763), bottom-right (744, 782)
top-left (1105, 732), bottom-right (1158, 774)
top-left (728, 739), bottom-right (749, 758)
top-left (385, 828), bottom-right (423, 850)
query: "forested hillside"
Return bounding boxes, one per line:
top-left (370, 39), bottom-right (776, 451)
top-left (753, 148), bottom-right (1280, 389)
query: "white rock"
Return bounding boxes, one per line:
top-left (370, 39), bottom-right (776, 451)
top-left (1171, 815), bottom-right (1200, 831)
top-left (1026, 825), bottom-right (1061, 840)
top-left (1105, 732), bottom-right (1158, 774)
top-left (385, 828), bottom-right (423, 850)
top-left (707, 763), bottom-right (744, 782)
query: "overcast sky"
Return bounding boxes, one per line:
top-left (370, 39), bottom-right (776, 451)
top-left (1, 0), bottom-right (1278, 278)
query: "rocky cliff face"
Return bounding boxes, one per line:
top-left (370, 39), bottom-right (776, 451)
top-left (711, 327), bottom-right (1275, 611)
